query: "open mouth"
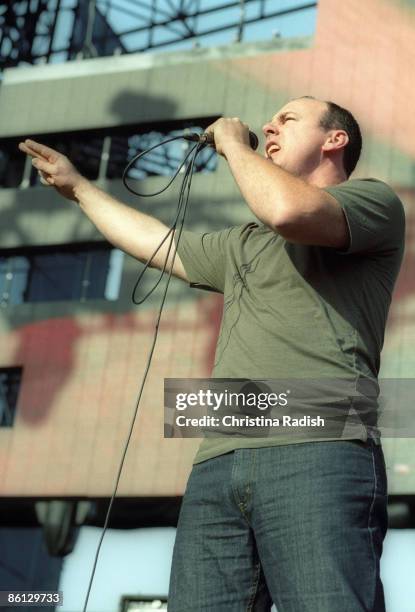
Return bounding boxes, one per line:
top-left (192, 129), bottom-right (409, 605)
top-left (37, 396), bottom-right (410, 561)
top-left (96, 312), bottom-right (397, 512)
top-left (267, 145), bottom-right (280, 156)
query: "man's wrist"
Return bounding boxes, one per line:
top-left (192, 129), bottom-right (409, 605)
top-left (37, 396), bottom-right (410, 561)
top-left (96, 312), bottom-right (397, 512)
top-left (73, 176), bottom-right (93, 205)
top-left (222, 140), bottom-right (254, 161)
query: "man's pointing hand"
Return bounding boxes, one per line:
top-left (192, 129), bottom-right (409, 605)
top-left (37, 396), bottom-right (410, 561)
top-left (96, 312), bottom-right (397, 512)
top-left (18, 139), bottom-right (87, 202)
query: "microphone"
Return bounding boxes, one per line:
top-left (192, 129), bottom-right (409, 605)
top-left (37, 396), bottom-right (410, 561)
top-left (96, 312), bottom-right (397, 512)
top-left (184, 130), bottom-right (259, 151)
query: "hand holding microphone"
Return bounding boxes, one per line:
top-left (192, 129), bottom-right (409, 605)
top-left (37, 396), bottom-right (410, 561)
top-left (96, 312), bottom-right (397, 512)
top-left (185, 117), bottom-right (258, 156)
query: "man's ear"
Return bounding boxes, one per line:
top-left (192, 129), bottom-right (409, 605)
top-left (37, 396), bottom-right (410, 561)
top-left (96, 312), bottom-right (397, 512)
top-left (322, 130), bottom-right (349, 152)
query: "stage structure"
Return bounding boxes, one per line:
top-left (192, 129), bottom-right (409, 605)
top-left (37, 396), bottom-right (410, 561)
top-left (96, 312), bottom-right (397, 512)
top-left (0, 0), bottom-right (317, 69)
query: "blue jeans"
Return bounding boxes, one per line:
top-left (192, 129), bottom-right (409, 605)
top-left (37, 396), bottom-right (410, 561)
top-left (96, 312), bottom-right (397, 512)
top-left (168, 440), bottom-right (388, 611)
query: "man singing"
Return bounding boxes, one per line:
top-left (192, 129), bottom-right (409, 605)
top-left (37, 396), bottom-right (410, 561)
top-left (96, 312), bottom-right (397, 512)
top-left (19, 95), bottom-right (405, 611)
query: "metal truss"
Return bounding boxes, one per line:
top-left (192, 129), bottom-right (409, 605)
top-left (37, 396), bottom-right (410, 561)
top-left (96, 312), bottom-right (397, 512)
top-left (0, 0), bottom-right (317, 69)
top-left (0, 0), bottom-right (126, 69)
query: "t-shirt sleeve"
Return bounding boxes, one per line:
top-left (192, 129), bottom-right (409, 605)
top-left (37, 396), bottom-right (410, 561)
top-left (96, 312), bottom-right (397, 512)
top-left (174, 227), bottom-right (235, 293)
top-left (323, 178), bottom-right (405, 254)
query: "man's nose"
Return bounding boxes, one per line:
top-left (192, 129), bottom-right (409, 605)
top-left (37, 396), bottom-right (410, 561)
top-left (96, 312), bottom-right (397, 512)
top-left (262, 121), bottom-right (279, 137)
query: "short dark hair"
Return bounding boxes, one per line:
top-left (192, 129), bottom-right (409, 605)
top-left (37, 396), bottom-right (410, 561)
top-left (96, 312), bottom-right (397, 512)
top-left (297, 96), bottom-right (362, 177)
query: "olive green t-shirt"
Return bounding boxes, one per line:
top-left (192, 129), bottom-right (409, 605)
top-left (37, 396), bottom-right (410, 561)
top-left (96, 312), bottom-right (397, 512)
top-left (175, 178), bottom-right (405, 464)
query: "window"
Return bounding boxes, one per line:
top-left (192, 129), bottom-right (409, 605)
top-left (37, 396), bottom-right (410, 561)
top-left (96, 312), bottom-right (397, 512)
top-left (121, 597), bottom-right (167, 611)
top-left (107, 123), bottom-right (218, 180)
top-left (0, 367), bottom-right (22, 427)
top-left (0, 144), bottom-right (26, 188)
top-left (1, 118), bottom-right (219, 189)
top-left (0, 244), bottom-right (124, 306)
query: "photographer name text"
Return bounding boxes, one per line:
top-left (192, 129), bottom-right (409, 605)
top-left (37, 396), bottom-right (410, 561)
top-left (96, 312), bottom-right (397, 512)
top-left (175, 415), bottom-right (325, 428)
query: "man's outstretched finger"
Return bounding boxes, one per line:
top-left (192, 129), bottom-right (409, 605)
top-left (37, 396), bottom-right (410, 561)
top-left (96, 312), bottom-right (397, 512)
top-left (18, 142), bottom-right (47, 160)
top-left (18, 142), bottom-right (35, 157)
top-left (19, 140), bottom-right (58, 162)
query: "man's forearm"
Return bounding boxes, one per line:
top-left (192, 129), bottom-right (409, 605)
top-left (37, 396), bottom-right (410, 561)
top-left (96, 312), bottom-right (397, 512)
top-left (73, 179), bottom-right (187, 278)
top-left (223, 142), bottom-right (325, 230)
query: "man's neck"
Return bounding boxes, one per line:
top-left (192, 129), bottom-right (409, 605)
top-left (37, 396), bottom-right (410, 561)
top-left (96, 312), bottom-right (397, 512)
top-left (306, 167), bottom-right (348, 189)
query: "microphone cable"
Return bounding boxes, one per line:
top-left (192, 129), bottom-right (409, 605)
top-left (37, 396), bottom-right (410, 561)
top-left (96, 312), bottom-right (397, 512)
top-left (123, 135), bottom-right (205, 305)
top-left (81, 134), bottom-right (206, 612)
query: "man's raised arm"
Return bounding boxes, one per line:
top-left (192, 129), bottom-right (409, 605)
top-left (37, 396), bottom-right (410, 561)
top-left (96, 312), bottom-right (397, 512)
top-left (18, 139), bottom-right (189, 282)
